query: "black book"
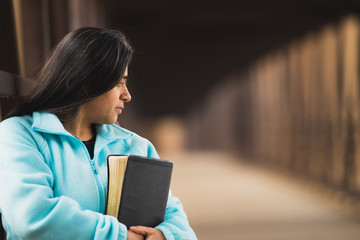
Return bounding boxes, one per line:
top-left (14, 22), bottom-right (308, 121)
top-left (106, 155), bottom-right (173, 229)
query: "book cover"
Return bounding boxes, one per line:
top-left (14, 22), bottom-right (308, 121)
top-left (106, 155), bottom-right (173, 229)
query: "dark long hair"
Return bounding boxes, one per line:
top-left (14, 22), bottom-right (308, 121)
top-left (8, 27), bottom-right (133, 123)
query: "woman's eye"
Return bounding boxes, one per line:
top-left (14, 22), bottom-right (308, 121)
top-left (120, 78), bottom-right (127, 85)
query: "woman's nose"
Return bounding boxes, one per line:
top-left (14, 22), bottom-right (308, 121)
top-left (121, 87), bottom-right (131, 102)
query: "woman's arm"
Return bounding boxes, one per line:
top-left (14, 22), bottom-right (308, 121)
top-left (145, 141), bottom-right (197, 240)
top-left (0, 119), bottom-right (127, 240)
top-left (154, 193), bottom-right (197, 240)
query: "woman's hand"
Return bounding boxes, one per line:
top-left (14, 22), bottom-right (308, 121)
top-left (127, 230), bottom-right (145, 240)
top-left (129, 226), bottom-right (166, 240)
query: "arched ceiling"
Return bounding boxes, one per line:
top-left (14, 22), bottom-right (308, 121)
top-left (105, 0), bottom-right (360, 117)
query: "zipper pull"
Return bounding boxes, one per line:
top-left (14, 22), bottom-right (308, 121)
top-left (90, 161), bottom-right (98, 174)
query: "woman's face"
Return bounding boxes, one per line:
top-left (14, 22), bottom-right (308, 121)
top-left (81, 67), bottom-right (131, 125)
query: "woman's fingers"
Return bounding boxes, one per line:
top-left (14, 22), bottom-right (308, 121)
top-left (129, 226), bottom-right (166, 240)
top-left (130, 226), bottom-right (152, 235)
top-left (127, 230), bottom-right (145, 240)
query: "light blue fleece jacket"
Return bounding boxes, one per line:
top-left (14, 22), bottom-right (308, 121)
top-left (0, 112), bottom-right (197, 240)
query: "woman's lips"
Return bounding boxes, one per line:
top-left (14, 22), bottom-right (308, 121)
top-left (115, 107), bottom-right (123, 113)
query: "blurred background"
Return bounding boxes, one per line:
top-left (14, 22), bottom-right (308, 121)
top-left (1, 0), bottom-right (360, 239)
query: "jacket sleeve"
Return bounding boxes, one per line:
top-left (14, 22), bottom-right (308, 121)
top-left (146, 141), bottom-right (198, 240)
top-left (0, 119), bottom-right (127, 240)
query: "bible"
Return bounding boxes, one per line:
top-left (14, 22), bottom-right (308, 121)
top-left (106, 155), bottom-right (173, 229)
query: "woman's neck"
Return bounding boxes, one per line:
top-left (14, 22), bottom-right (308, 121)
top-left (63, 110), bottom-right (95, 141)
top-left (66, 124), bottom-right (95, 141)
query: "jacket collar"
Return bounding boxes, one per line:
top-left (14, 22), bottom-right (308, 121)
top-left (32, 111), bottom-right (132, 141)
top-left (32, 112), bottom-right (68, 135)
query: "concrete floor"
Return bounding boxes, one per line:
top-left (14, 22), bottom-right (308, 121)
top-left (167, 151), bottom-right (360, 240)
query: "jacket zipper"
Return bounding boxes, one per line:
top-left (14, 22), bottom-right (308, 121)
top-left (82, 144), bottom-right (104, 213)
top-left (82, 138), bottom-right (120, 213)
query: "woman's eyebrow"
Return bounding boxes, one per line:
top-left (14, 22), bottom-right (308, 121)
top-left (120, 76), bottom-right (128, 83)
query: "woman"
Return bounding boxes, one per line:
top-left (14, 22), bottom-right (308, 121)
top-left (0, 27), bottom-right (197, 240)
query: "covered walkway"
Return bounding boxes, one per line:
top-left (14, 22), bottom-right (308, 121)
top-left (169, 151), bottom-right (360, 240)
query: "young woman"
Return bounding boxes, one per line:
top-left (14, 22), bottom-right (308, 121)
top-left (0, 27), bottom-right (197, 240)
